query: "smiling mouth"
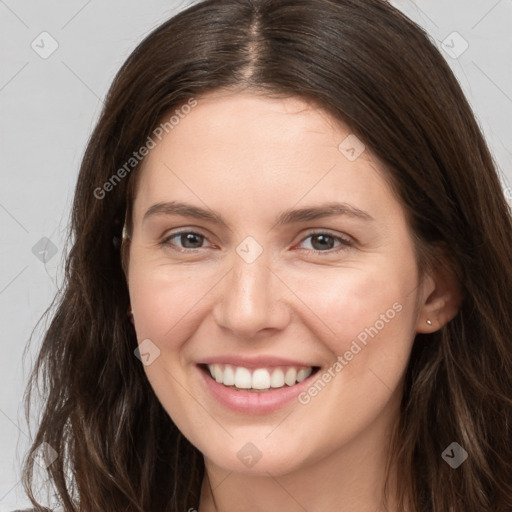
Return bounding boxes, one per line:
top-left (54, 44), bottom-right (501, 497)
top-left (199, 363), bottom-right (321, 392)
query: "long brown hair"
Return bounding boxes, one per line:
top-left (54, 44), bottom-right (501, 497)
top-left (21, 0), bottom-right (512, 510)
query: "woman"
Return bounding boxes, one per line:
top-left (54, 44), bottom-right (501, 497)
top-left (19, 0), bottom-right (512, 511)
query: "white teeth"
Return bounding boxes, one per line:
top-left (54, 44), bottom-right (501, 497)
top-left (297, 367), bottom-right (313, 382)
top-left (284, 367), bottom-right (297, 386)
top-left (213, 365), bottom-right (223, 383)
top-left (270, 368), bottom-right (285, 388)
top-left (234, 367), bottom-right (252, 389)
top-left (223, 365), bottom-right (235, 386)
top-left (206, 364), bottom-right (314, 390)
top-left (252, 369), bottom-right (271, 389)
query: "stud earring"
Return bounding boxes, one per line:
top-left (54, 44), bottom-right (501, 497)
top-left (426, 319), bottom-right (433, 326)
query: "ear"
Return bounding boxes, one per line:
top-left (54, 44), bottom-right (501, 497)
top-left (416, 264), bottom-right (462, 333)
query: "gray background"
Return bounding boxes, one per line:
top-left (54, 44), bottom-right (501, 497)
top-left (1, 0), bottom-right (511, 509)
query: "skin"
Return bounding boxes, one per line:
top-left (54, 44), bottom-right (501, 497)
top-left (125, 90), bottom-right (460, 512)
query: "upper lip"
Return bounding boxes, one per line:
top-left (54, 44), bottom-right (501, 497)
top-left (197, 355), bottom-right (320, 369)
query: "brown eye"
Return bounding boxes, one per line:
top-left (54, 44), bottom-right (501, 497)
top-left (299, 232), bottom-right (352, 253)
top-left (310, 234), bottom-right (336, 250)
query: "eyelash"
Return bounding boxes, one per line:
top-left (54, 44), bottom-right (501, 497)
top-left (159, 229), bottom-right (353, 255)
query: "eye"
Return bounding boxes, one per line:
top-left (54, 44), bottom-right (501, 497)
top-left (160, 230), bottom-right (210, 251)
top-left (159, 229), bottom-right (353, 254)
top-left (297, 231), bottom-right (353, 253)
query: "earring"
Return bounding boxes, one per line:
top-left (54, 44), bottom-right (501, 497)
top-left (127, 305), bottom-right (134, 325)
top-left (426, 319), bottom-right (433, 326)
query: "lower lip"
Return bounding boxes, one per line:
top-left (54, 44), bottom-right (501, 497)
top-left (197, 365), bottom-right (318, 414)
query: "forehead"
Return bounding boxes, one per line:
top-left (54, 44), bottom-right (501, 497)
top-left (132, 91), bottom-right (401, 225)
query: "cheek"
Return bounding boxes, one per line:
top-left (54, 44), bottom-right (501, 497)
top-left (127, 263), bottom-right (214, 424)
top-left (294, 263), bottom-right (416, 353)
top-left (128, 261), bottom-right (214, 343)
top-left (288, 265), bottom-right (418, 448)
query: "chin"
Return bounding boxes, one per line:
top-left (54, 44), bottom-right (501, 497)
top-left (200, 436), bottom-right (315, 477)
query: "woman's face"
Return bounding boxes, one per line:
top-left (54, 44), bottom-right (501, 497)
top-left (127, 91), bottom-right (430, 476)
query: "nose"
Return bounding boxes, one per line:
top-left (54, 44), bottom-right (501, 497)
top-left (212, 249), bottom-right (291, 338)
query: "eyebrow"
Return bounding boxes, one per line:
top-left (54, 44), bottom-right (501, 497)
top-left (142, 200), bottom-right (374, 228)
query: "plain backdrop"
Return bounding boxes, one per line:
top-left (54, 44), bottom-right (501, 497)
top-left (1, 0), bottom-right (511, 509)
